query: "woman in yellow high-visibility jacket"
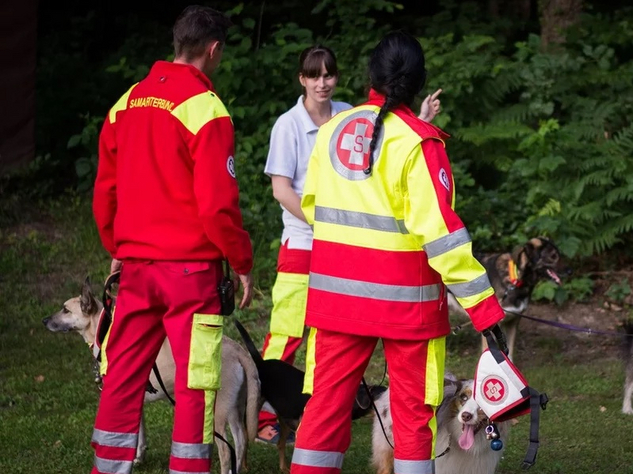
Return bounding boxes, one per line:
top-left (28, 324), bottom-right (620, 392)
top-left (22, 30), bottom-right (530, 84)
top-left (290, 31), bottom-right (505, 474)
top-left (259, 45), bottom-right (442, 445)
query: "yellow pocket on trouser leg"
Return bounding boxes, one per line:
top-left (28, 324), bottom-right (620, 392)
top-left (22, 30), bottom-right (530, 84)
top-left (270, 272), bottom-right (309, 338)
top-left (188, 314), bottom-right (223, 390)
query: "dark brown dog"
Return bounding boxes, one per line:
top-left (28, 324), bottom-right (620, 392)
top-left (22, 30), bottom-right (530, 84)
top-left (449, 237), bottom-right (570, 358)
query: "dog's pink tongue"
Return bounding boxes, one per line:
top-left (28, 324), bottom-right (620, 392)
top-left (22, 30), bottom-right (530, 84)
top-left (459, 424), bottom-right (475, 450)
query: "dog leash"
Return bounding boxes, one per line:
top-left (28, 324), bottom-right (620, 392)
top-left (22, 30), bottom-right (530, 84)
top-left (452, 310), bottom-right (633, 338)
top-left (361, 376), bottom-right (395, 451)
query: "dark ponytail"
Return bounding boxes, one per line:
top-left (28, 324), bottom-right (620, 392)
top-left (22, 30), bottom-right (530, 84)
top-left (365, 31), bottom-right (427, 175)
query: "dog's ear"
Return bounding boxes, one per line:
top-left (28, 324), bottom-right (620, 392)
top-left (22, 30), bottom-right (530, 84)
top-left (443, 379), bottom-right (459, 399)
top-left (80, 277), bottom-right (98, 315)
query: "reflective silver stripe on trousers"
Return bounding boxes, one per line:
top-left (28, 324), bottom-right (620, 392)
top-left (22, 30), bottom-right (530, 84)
top-left (315, 206), bottom-right (409, 234)
top-left (171, 441), bottom-right (211, 459)
top-left (91, 429), bottom-right (138, 449)
top-left (292, 448), bottom-right (345, 469)
top-left (310, 272), bottom-right (440, 303)
top-left (94, 455), bottom-right (133, 474)
top-left (447, 273), bottom-right (492, 298)
top-left (423, 228), bottom-right (471, 258)
top-left (394, 458), bottom-right (435, 474)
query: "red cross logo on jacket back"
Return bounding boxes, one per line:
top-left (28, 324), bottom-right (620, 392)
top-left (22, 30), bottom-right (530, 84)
top-left (337, 120), bottom-right (373, 170)
top-left (329, 110), bottom-right (383, 181)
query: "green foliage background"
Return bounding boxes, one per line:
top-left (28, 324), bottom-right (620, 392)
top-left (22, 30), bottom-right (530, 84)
top-left (12, 0), bottom-right (633, 289)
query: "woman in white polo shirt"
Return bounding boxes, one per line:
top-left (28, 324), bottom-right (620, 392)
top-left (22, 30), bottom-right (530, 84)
top-left (258, 45), bottom-right (348, 443)
top-left (258, 45), bottom-right (442, 444)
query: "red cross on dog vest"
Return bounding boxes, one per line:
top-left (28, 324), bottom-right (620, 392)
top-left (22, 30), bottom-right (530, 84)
top-left (473, 326), bottom-right (549, 470)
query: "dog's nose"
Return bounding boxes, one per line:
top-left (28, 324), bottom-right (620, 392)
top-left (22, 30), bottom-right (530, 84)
top-left (461, 412), bottom-right (473, 422)
top-left (42, 317), bottom-right (50, 326)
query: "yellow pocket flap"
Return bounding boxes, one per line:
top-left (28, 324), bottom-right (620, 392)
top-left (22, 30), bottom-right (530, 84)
top-left (193, 313), bottom-right (224, 327)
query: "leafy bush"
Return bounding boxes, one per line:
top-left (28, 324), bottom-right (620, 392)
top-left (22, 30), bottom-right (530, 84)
top-left (23, 1), bottom-right (633, 289)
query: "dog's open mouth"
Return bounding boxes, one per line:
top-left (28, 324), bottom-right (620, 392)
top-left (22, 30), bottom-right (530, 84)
top-left (546, 269), bottom-right (562, 286)
top-left (458, 419), bottom-right (487, 450)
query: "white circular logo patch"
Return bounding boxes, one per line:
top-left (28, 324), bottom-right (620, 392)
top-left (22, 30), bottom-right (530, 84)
top-left (329, 110), bottom-right (384, 181)
top-left (227, 155), bottom-right (236, 178)
top-left (481, 376), bottom-right (508, 405)
top-left (439, 168), bottom-right (450, 191)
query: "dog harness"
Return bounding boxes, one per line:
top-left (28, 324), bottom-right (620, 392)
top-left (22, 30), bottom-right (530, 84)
top-left (474, 325), bottom-right (549, 470)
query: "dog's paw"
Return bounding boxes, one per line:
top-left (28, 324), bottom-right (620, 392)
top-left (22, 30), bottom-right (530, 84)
top-left (622, 406), bottom-right (633, 415)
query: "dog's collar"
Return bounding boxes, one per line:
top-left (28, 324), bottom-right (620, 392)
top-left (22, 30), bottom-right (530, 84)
top-left (436, 442), bottom-right (450, 458)
top-left (508, 260), bottom-right (523, 288)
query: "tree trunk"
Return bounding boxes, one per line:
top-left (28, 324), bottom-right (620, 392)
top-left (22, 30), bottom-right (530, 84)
top-left (539, 0), bottom-right (583, 48)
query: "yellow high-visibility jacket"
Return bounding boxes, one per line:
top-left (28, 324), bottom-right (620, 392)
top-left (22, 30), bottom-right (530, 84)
top-left (300, 90), bottom-right (504, 340)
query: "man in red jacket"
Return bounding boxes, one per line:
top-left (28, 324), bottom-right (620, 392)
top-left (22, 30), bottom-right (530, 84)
top-left (91, 6), bottom-right (253, 474)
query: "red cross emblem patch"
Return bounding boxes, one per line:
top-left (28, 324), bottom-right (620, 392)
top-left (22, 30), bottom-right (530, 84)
top-left (329, 110), bottom-right (383, 181)
top-left (482, 376), bottom-right (508, 405)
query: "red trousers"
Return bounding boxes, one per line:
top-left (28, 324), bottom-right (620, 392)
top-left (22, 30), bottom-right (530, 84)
top-left (91, 260), bottom-right (223, 474)
top-left (291, 329), bottom-right (445, 474)
top-left (259, 242), bottom-right (311, 430)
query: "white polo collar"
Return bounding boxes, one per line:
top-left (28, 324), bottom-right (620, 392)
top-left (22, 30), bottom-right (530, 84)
top-left (295, 96), bottom-right (339, 134)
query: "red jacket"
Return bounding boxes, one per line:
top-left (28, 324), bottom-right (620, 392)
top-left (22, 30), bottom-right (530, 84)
top-left (94, 61), bottom-right (253, 274)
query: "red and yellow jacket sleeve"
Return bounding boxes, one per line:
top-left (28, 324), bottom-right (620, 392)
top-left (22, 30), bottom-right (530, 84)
top-left (94, 115), bottom-right (117, 255)
top-left (403, 138), bottom-right (504, 332)
top-left (93, 86), bottom-right (136, 256)
top-left (172, 92), bottom-right (253, 274)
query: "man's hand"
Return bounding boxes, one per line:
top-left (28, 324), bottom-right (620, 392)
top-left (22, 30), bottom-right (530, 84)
top-left (236, 272), bottom-right (254, 309)
top-left (110, 258), bottom-right (122, 274)
top-left (418, 88), bottom-right (442, 122)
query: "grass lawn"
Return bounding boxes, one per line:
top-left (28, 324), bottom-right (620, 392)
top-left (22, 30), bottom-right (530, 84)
top-left (1, 195), bottom-right (632, 473)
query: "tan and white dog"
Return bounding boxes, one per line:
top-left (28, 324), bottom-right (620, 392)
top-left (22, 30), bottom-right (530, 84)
top-left (371, 376), bottom-right (509, 474)
top-left (42, 277), bottom-right (261, 474)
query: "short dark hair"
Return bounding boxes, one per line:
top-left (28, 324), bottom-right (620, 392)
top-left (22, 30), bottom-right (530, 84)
top-left (173, 5), bottom-right (232, 60)
top-left (299, 45), bottom-right (338, 78)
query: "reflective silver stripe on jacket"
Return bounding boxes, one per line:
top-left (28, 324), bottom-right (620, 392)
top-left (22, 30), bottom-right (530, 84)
top-left (423, 228), bottom-right (471, 258)
top-left (315, 206), bottom-right (409, 234)
top-left (310, 272), bottom-right (440, 303)
top-left (394, 458), bottom-right (435, 474)
top-left (91, 429), bottom-right (138, 449)
top-left (171, 441), bottom-right (211, 459)
top-left (447, 273), bottom-right (492, 298)
top-left (94, 456), bottom-right (133, 474)
top-left (292, 448), bottom-right (345, 469)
